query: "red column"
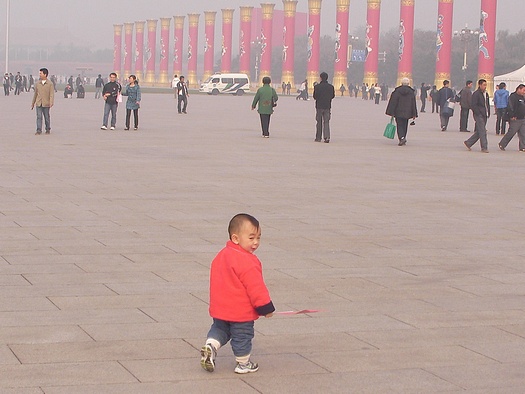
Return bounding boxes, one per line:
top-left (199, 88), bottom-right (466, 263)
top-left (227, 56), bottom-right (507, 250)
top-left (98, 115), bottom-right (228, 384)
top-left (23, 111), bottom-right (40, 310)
top-left (239, 6), bottom-right (253, 77)
top-left (187, 13), bottom-right (200, 88)
top-left (173, 16), bottom-right (185, 77)
top-left (203, 11), bottom-right (216, 82)
top-left (363, 0), bottom-right (381, 86)
top-left (333, 0), bottom-right (350, 89)
top-left (397, 0), bottom-right (415, 86)
top-left (221, 9), bottom-right (235, 73)
top-left (145, 19), bottom-right (158, 84)
top-left (434, 0), bottom-right (453, 88)
top-left (113, 24), bottom-right (122, 75)
top-left (259, 3), bottom-right (275, 85)
top-left (478, 0), bottom-right (497, 96)
top-left (134, 21), bottom-right (145, 82)
top-left (307, 0), bottom-right (322, 88)
top-left (159, 18), bottom-right (171, 85)
top-left (281, 0), bottom-right (298, 86)
top-left (123, 23), bottom-right (133, 78)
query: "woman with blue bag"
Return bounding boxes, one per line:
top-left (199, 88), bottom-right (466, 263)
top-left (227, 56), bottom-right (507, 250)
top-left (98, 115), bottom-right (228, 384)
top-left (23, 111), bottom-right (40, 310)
top-left (122, 75), bottom-right (141, 130)
top-left (385, 77), bottom-right (418, 146)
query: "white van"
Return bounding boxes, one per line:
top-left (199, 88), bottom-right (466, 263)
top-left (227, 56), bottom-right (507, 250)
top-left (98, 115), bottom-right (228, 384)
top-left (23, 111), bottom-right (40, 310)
top-left (199, 73), bottom-right (250, 96)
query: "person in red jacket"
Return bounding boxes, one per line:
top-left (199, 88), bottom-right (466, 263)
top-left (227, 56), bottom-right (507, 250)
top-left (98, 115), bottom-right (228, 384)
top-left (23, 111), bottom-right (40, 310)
top-left (201, 213), bottom-right (275, 374)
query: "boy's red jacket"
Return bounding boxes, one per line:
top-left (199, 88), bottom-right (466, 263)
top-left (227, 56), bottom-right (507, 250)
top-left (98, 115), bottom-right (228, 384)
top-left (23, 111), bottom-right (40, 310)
top-left (209, 241), bottom-right (275, 322)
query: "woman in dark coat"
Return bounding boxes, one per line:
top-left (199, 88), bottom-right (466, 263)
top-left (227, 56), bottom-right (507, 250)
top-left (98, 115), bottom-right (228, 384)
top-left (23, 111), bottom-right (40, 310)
top-left (385, 77), bottom-right (418, 146)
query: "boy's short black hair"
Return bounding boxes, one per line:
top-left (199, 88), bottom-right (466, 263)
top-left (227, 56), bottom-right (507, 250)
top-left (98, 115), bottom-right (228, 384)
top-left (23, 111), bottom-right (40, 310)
top-left (228, 213), bottom-right (259, 238)
top-left (40, 68), bottom-right (48, 76)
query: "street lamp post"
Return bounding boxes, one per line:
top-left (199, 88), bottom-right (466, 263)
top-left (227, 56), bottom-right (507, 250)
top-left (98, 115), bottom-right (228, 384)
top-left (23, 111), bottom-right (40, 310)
top-left (5, 0), bottom-right (10, 73)
top-left (454, 25), bottom-right (479, 84)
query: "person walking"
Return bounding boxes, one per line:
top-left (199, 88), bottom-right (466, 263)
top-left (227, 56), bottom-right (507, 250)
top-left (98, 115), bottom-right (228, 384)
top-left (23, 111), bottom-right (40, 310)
top-left (95, 74), bottom-right (104, 99)
top-left (176, 76), bottom-right (189, 114)
top-left (385, 77), bottom-right (418, 146)
top-left (100, 72), bottom-right (121, 130)
top-left (498, 84), bottom-right (525, 152)
top-left (14, 72), bottom-right (23, 95)
top-left (494, 82), bottom-right (509, 135)
top-left (458, 80), bottom-right (473, 132)
top-left (430, 85), bottom-right (439, 113)
top-left (3, 73), bottom-right (10, 96)
top-left (171, 74), bottom-right (180, 99)
top-left (31, 68), bottom-right (54, 135)
top-left (438, 80), bottom-right (454, 131)
top-left (251, 76), bottom-right (278, 138)
top-left (286, 82), bottom-right (291, 95)
top-left (464, 79), bottom-right (491, 153)
top-left (28, 74), bottom-right (34, 92)
top-left (121, 75), bottom-right (141, 131)
top-left (420, 82), bottom-right (430, 112)
top-left (374, 83), bottom-right (381, 104)
top-left (339, 84), bottom-right (346, 97)
top-left (313, 72), bottom-right (335, 143)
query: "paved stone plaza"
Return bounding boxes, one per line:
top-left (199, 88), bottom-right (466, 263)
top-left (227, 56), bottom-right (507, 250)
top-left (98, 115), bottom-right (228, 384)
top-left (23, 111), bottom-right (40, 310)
top-left (1, 90), bottom-right (525, 393)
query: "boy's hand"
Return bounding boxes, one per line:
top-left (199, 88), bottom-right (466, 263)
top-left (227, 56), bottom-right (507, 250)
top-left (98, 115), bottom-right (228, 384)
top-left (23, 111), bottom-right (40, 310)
top-left (265, 313), bottom-right (273, 318)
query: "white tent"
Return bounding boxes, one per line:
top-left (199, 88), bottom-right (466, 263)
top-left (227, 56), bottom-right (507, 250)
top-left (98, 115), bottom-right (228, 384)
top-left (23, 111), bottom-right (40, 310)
top-left (494, 65), bottom-right (525, 93)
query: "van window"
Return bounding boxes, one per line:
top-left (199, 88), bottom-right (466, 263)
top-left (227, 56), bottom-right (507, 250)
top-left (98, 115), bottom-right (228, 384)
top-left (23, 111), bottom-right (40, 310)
top-left (234, 78), bottom-right (248, 84)
top-left (221, 78), bottom-right (233, 84)
top-left (212, 78), bottom-right (220, 83)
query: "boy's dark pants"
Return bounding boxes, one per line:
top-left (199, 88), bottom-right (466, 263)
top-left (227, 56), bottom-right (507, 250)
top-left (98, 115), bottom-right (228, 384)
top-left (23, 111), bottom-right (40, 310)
top-left (207, 318), bottom-right (254, 357)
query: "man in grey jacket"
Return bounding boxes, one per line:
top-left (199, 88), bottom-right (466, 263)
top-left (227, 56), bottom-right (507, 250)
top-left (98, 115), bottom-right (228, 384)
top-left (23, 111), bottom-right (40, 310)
top-left (464, 79), bottom-right (490, 153)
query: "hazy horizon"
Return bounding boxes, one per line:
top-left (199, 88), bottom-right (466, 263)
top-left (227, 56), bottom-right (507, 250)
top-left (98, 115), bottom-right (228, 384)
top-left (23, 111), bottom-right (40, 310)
top-left (0, 0), bottom-right (522, 52)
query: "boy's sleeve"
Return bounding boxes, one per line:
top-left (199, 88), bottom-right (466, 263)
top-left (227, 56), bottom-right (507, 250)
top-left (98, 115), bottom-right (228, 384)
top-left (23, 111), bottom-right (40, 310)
top-left (238, 261), bottom-right (275, 315)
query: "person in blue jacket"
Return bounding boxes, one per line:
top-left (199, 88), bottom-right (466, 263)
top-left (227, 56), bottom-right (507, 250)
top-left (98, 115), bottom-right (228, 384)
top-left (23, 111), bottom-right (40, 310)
top-left (494, 82), bottom-right (509, 135)
top-left (122, 75), bottom-right (141, 130)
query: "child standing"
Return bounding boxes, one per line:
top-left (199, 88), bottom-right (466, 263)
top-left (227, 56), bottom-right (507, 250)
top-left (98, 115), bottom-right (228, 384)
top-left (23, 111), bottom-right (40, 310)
top-left (201, 213), bottom-right (275, 374)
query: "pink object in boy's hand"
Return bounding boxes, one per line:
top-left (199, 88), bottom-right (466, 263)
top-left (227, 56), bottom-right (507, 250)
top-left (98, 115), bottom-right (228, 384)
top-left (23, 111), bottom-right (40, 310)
top-left (275, 309), bottom-right (321, 315)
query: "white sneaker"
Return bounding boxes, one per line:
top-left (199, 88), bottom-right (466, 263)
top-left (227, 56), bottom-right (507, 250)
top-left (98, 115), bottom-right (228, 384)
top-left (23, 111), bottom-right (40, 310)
top-left (200, 344), bottom-right (216, 372)
top-left (100, 125), bottom-right (107, 130)
top-left (234, 360), bottom-right (259, 374)
top-left (110, 126), bottom-right (115, 130)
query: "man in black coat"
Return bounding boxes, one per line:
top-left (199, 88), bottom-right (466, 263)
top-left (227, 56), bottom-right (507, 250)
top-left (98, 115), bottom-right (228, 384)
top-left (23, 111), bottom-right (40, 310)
top-left (313, 72), bottom-right (335, 143)
top-left (385, 77), bottom-right (418, 146)
top-left (464, 79), bottom-right (490, 152)
top-left (438, 80), bottom-right (454, 131)
top-left (498, 84), bottom-right (525, 151)
top-left (420, 82), bottom-right (430, 113)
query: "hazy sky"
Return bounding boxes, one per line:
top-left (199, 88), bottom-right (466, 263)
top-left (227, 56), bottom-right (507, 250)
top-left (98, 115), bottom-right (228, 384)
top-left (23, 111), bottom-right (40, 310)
top-left (0, 0), bottom-right (522, 50)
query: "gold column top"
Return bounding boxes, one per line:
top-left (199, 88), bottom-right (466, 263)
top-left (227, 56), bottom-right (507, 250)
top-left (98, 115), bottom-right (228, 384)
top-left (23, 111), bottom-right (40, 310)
top-left (240, 6), bottom-right (254, 22)
top-left (261, 3), bottom-right (276, 19)
top-left (308, 0), bottom-right (322, 12)
top-left (222, 9), bottom-right (235, 23)
top-left (135, 21), bottom-right (145, 33)
top-left (173, 16), bottom-right (185, 29)
top-left (124, 22), bottom-right (134, 34)
top-left (188, 13), bottom-right (200, 27)
top-left (282, 0), bottom-right (298, 17)
top-left (160, 17), bottom-right (171, 29)
top-left (401, 0), bottom-right (415, 6)
top-left (146, 19), bottom-right (158, 32)
top-left (113, 24), bottom-right (123, 35)
top-left (367, 0), bottom-right (381, 4)
top-left (336, 0), bottom-right (350, 9)
top-left (204, 11), bottom-right (217, 25)
top-left (439, 0), bottom-right (453, 3)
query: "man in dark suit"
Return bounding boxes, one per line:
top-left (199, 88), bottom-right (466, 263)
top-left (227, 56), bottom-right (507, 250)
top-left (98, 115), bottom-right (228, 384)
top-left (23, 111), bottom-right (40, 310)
top-left (464, 79), bottom-right (490, 153)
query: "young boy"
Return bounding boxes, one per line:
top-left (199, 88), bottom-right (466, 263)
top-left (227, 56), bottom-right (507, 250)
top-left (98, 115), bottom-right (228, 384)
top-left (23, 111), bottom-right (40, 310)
top-left (201, 213), bottom-right (275, 374)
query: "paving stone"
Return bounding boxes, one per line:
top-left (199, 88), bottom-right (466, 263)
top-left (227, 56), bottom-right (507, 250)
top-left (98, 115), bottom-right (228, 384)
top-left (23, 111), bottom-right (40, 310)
top-left (2, 92), bottom-right (525, 391)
